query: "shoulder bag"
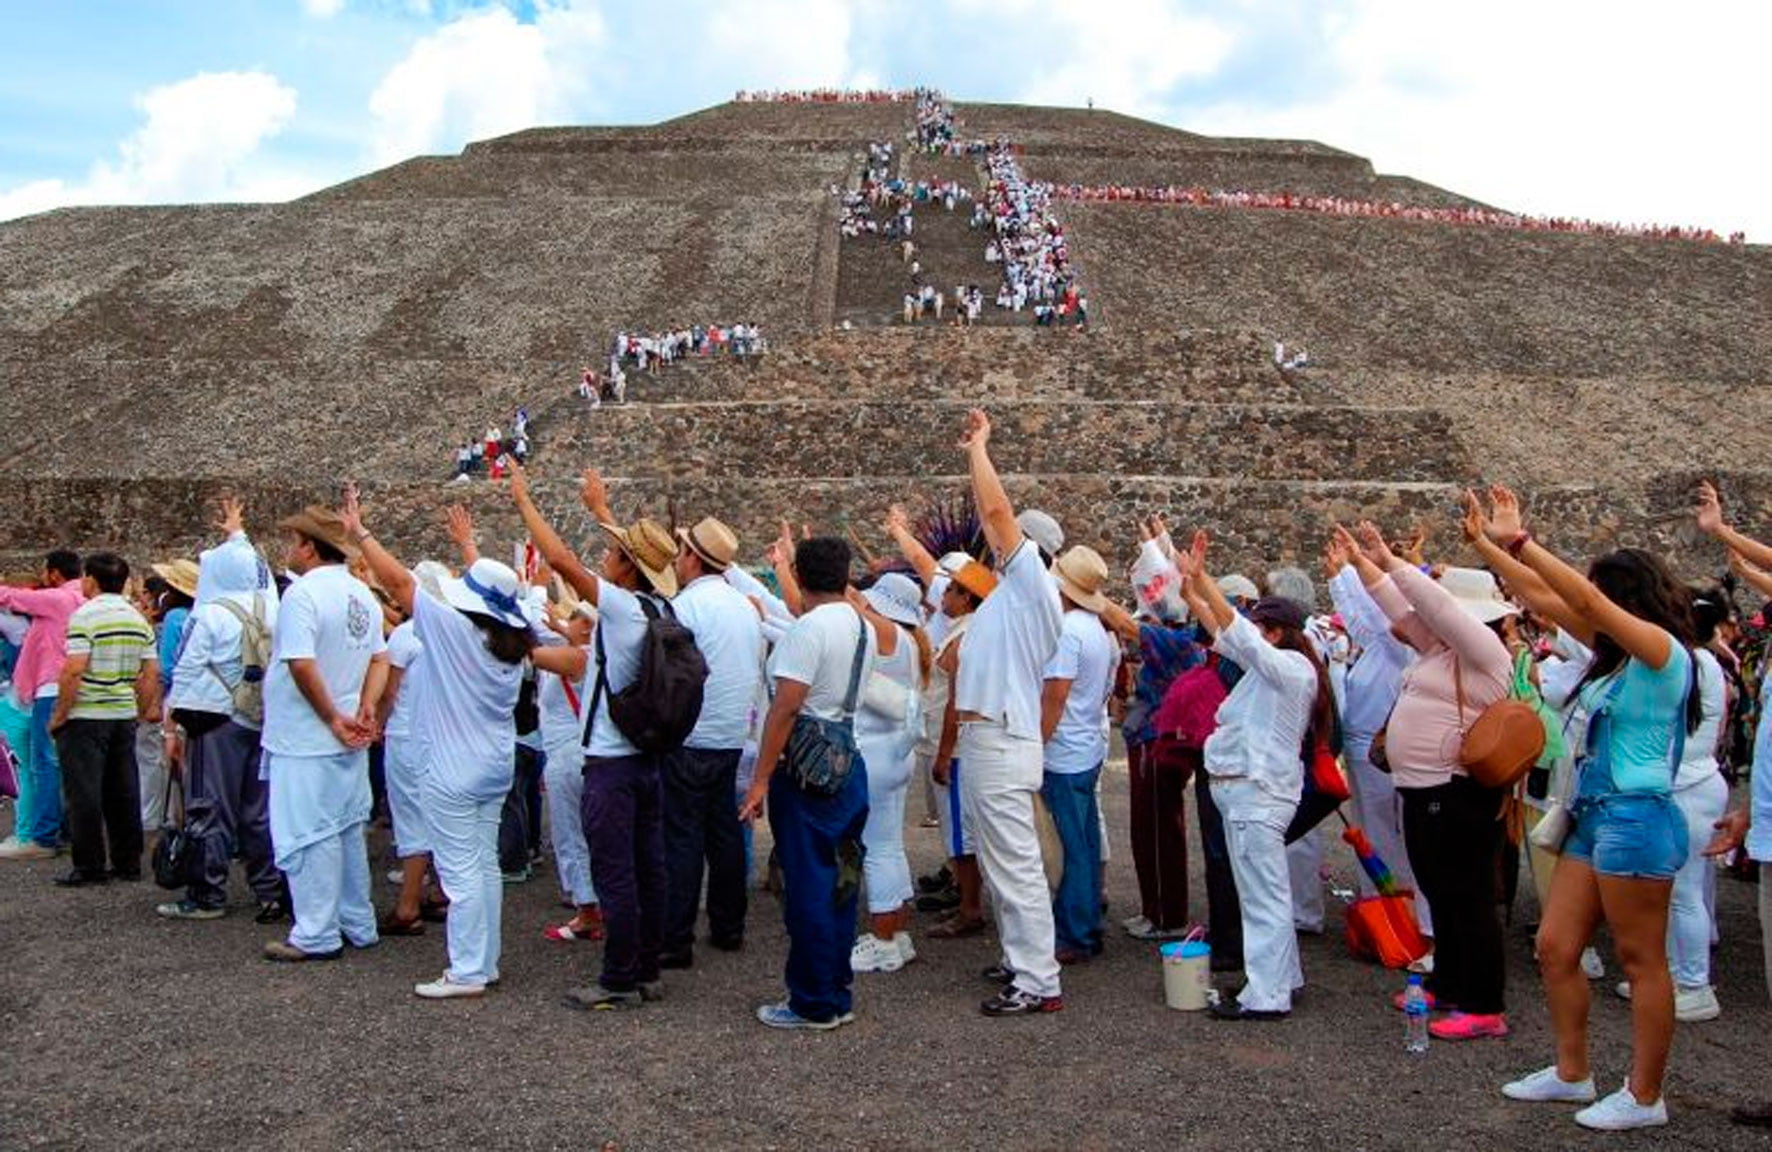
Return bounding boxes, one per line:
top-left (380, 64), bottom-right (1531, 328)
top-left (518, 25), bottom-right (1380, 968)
top-left (782, 612), bottom-right (869, 797)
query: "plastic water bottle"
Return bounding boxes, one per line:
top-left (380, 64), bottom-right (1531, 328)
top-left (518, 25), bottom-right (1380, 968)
top-left (1403, 973), bottom-right (1430, 1054)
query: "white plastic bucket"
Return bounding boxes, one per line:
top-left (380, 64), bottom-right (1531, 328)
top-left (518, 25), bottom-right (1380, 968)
top-left (1161, 940), bottom-right (1211, 1011)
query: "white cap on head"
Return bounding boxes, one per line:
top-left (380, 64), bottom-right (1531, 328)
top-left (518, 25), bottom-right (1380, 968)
top-left (1016, 509), bottom-right (1065, 558)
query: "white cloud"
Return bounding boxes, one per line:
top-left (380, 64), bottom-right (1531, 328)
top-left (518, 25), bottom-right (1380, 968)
top-left (366, 3), bottom-right (606, 164)
top-left (301, 0), bottom-right (346, 17)
top-left (1182, 0), bottom-right (1772, 238)
top-left (1014, 3), bottom-right (1234, 116)
top-left (0, 70), bottom-right (300, 221)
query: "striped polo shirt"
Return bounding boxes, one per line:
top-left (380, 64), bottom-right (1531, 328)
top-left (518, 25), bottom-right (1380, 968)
top-left (64, 593), bottom-right (156, 720)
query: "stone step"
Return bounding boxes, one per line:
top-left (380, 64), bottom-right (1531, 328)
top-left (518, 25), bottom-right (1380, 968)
top-left (541, 398), bottom-right (1467, 483)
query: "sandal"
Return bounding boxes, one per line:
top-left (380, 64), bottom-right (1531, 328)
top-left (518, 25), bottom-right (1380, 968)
top-left (377, 911), bottom-right (427, 937)
top-left (544, 920), bottom-right (604, 942)
top-left (927, 914), bottom-right (988, 939)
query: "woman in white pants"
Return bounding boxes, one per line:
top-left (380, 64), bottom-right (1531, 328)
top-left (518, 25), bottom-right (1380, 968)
top-left (1176, 531), bottom-right (1333, 1021)
top-left (849, 573), bottom-right (927, 974)
top-left (537, 601), bottom-right (600, 942)
top-left (342, 493), bottom-right (535, 999)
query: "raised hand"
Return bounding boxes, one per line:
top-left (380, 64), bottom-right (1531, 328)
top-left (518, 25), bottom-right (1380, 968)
top-left (958, 408), bottom-right (991, 450)
top-left (884, 503), bottom-right (911, 538)
top-left (1486, 484), bottom-right (1525, 543)
top-left (1322, 532), bottom-right (1350, 578)
top-left (508, 461), bottom-right (530, 504)
top-left (1460, 490), bottom-right (1489, 544)
top-left (1403, 522), bottom-right (1428, 566)
top-left (338, 481), bottom-right (365, 537)
top-left (1696, 480), bottom-right (1725, 536)
top-left (445, 504), bottom-right (475, 548)
top-left (1354, 520), bottom-right (1393, 568)
top-left (579, 468), bottom-right (609, 517)
top-left (215, 495), bottom-right (245, 537)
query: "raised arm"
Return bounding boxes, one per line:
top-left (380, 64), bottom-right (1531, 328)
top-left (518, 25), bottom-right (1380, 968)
top-left (1481, 485), bottom-right (1671, 670)
top-left (960, 409), bottom-right (1022, 559)
top-left (445, 504), bottom-right (482, 567)
top-left (509, 463), bottom-right (601, 605)
top-left (884, 504), bottom-right (939, 585)
top-left (338, 483), bottom-right (416, 614)
top-left (1178, 530), bottom-right (1235, 636)
top-left (1697, 480), bottom-right (1772, 572)
top-left (1460, 490), bottom-right (1588, 642)
top-left (1730, 549), bottom-right (1772, 601)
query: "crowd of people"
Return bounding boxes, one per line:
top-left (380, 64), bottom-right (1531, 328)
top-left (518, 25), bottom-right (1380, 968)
top-left (580, 324), bottom-right (767, 406)
top-left (734, 89), bottom-right (918, 104)
top-left (452, 410), bottom-right (531, 481)
top-left (1044, 183), bottom-right (1748, 245)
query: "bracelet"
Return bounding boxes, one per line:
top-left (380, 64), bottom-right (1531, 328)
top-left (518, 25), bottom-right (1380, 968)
top-left (352, 530), bottom-right (373, 543)
top-left (1506, 531), bottom-right (1533, 559)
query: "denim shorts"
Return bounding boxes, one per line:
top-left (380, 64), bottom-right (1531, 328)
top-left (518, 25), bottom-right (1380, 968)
top-left (1563, 792), bottom-right (1688, 880)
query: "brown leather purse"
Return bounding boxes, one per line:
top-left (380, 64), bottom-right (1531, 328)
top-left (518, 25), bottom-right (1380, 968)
top-left (1455, 660), bottom-right (1546, 789)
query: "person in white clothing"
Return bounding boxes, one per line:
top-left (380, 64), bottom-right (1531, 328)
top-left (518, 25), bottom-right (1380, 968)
top-left (1040, 545), bottom-right (1120, 962)
top-left (660, 517), bottom-right (764, 967)
top-left (532, 592), bottom-right (600, 943)
top-left (343, 489), bottom-right (551, 999)
top-left (1175, 530), bottom-right (1331, 1019)
top-left (260, 503), bottom-right (389, 963)
top-left (952, 409), bottom-right (1065, 1016)
top-left (849, 572), bottom-right (928, 974)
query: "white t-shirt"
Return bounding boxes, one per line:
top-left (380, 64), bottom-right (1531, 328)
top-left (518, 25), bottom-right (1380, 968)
top-left (673, 574), bottom-right (765, 750)
top-left (382, 620), bottom-right (423, 742)
top-left (1043, 608), bottom-right (1120, 774)
top-left (956, 539), bottom-right (1063, 740)
top-left (262, 565), bottom-right (387, 757)
top-left (582, 582), bottom-right (655, 759)
top-left (409, 592), bottom-right (521, 801)
top-left (768, 602), bottom-right (876, 724)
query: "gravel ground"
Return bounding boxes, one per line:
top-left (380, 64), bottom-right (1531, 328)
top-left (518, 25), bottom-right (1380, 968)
top-left (2, 764), bottom-right (1769, 1152)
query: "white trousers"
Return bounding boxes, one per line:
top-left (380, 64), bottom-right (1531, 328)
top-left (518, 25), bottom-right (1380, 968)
top-left (958, 720), bottom-right (1060, 998)
top-left (383, 736), bottom-right (431, 858)
top-left (424, 779), bottom-right (503, 986)
top-left (858, 739), bottom-right (914, 915)
top-left (1287, 825), bottom-right (1326, 933)
top-left (285, 821), bottom-right (377, 954)
top-left (1670, 773), bottom-right (1728, 988)
top-left (543, 736), bottom-right (596, 906)
top-left (1345, 732), bottom-right (1432, 935)
top-left (1213, 778), bottom-right (1303, 1013)
top-left (136, 721), bottom-right (168, 830)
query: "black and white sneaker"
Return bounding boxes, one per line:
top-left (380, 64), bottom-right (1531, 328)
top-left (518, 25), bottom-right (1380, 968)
top-left (980, 963), bottom-right (1016, 985)
top-left (981, 987), bottom-right (1063, 1017)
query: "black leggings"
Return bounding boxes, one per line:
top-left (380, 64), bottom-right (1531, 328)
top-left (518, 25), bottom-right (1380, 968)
top-left (1400, 776), bottom-right (1506, 1015)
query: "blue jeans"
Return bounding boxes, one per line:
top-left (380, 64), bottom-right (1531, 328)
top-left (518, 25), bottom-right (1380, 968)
top-left (769, 761), bottom-right (869, 1023)
top-left (1042, 765), bottom-right (1104, 955)
top-left (17, 696), bottom-right (63, 846)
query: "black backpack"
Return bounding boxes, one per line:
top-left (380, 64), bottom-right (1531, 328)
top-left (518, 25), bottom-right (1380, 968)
top-left (586, 595), bottom-right (708, 754)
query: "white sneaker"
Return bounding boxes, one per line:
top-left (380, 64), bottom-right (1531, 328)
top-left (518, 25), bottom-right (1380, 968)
top-left (386, 869), bottom-right (403, 885)
top-left (1121, 913), bottom-right (1153, 936)
top-left (1615, 980), bottom-right (1632, 1001)
top-left (1675, 984), bottom-right (1721, 1022)
top-left (892, 932), bottom-right (918, 966)
top-left (0, 837), bottom-right (56, 860)
top-left (1502, 1065), bottom-right (1598, 1104)
top-left (1575, 1085), bottom-right (1668, 1131)
top-left (415, 972), bottom-right (488, 999)
top-left (850, 933), bottom-right (906, 973)
top-left (1580, 947), bottom-right (1605, 980)
top-left (1407, 951), bottom-right (1435, 975)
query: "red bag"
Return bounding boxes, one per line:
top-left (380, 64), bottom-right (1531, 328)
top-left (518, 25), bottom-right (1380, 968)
top-left (1308, 741), bottom-right (1351, 803)
top-left (1345, 893), bottom-right (1429, 969)
top-left (1152, 660), bottom-right (1229, 750)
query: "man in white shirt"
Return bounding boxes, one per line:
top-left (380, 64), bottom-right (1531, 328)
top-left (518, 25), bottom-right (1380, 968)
top-left (157, 497), bottom-right (285, 924)
top-left (953, 409), bottom-right (1065, 1015)
top-left (512, 464), bottom-right (681, 1009)
top-left (1040, 545), bottom-right (1121, 963)
top-left (661, 517), bottom-right (764, 967)
top-left (261, 504), bottom-right (388, 962)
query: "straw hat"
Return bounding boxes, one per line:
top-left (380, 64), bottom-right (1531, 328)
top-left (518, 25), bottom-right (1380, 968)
top-left (1053, 545), bottom-right (1111, 615)
top-left (862, 572), bottom-right (925, 628)
top-left (277, 505), bottom-right (357, 557)
top-left (1437, 567), bottom-right (1518, 624)
top-left (599, 517), bottom-right (680, 597)
top-left (678, 517), bottom-right (740, 572)
top-left (151, 560), bottom-right (200, 599)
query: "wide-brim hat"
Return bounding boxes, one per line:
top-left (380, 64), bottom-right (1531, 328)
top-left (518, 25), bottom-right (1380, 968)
top-left (678, 517), bottom-right (739, 572)
top-left (1053, 545), bottom-right (1111, 615)
top-left (863, 572), bottom-right (925, 628)
top-left (278, 505), bottom-right (358, 558)
top-left (151, 559), bottom-right (200, 599)
top-left (1438, 566), bottom-right (1518, 624)
top-left (440, 558), bottom-right (529, 630)
top-left (599, 517), bottom-right (680, 597)
top-left (950, 560), bottom-right (998, 602)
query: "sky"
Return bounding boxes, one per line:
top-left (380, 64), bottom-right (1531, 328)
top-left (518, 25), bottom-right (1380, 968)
top-left (0, 0), bottom-right (1765, 239)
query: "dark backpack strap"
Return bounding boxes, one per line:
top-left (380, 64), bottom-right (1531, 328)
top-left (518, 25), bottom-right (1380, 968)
top-left (840, 610), bottom-right (869, 721)
top-left (583, 613), bottom-right (610, 751)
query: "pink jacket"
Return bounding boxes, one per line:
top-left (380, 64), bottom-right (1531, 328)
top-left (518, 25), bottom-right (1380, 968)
top-left (1368, 565), bottom-right (1511, 789)
top-left (0, 581), bottom-right (88, 707)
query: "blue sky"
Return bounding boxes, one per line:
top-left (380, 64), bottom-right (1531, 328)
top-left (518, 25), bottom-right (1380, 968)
top-left (2, 0), bottom-right (1766, 239)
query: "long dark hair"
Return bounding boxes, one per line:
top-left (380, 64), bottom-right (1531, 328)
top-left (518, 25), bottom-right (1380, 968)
top-left (1269, 623), bottom-right (1339, 753)
top-left (465, 611), bottom-right (536, 666)
top-left (1571, 548), bottom-right (1701, 733)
